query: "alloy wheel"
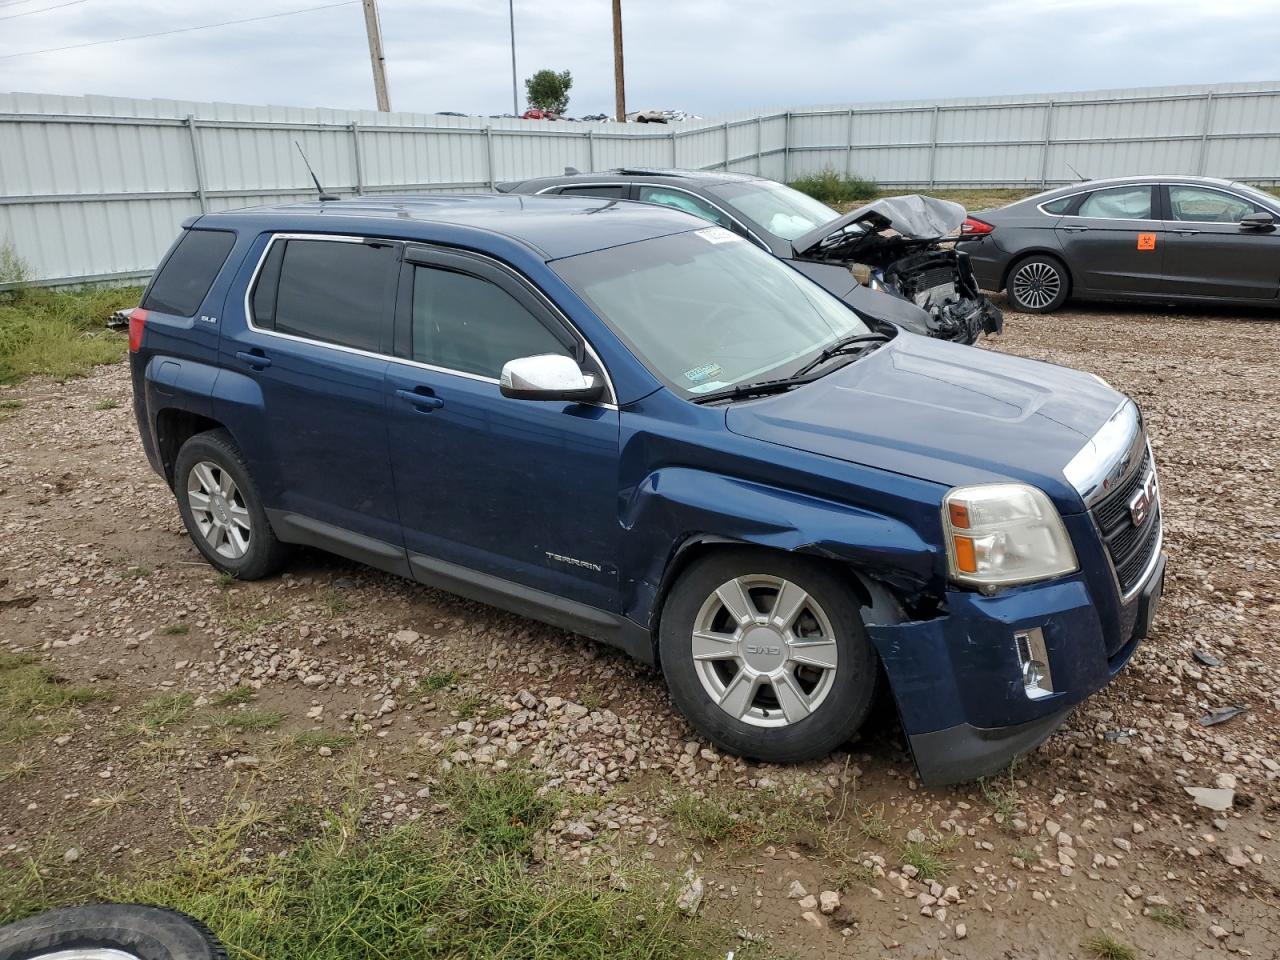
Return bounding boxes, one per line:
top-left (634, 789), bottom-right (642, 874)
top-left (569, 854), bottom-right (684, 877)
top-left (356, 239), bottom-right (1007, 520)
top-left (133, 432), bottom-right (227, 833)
top-left (691, 574), bottom-right (840, 728)
top-left (186, 460), bottom-right (251, 560)
top-left (1011, 261), bottom-right (1062, 310)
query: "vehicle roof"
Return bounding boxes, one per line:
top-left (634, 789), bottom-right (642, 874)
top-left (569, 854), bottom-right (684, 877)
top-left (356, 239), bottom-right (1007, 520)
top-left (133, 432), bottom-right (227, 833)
top-left (500, 167), bottom-right (767, 192)
top-left (193, 193), bottom-right (707, 260)
top-left (1023, 174), bottom-right (1251, 202)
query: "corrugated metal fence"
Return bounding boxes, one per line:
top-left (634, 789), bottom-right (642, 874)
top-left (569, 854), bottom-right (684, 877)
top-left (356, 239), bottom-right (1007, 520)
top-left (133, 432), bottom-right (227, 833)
top-left (2, 81), bottom-right (1278, 286)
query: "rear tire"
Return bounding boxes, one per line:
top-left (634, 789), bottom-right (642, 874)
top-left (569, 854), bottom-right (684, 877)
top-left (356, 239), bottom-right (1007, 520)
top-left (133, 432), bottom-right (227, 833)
top-left (174, 429), bottom-right (289, 580)
top-left (658, 549), bottom-right (878, 763)
top-left (1006, 254), bottom-right (1070, 313)
top-left (0, 904), bottom-right (226, 960)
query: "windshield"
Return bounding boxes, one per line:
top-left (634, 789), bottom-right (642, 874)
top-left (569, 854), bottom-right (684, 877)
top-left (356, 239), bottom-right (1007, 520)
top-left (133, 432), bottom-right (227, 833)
top-left (707, 180), bottom-right (839, 241)
top-left (553, 227), bottom-right (870, 396)
top-left (1229, 181), bottom-right (1280, 210)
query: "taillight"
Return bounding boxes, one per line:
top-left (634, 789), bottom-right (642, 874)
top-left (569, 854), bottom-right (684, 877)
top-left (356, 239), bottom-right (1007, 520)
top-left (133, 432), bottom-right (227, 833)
top-left (960, 217), bottom-right (994, 237)
top-left (127, 308), bottom-right (148, 352)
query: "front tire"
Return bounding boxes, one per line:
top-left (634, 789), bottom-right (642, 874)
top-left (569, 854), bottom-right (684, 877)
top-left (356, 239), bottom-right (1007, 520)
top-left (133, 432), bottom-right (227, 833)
top-left (0, 904), bottom-right (226, 960)
top-left (659, 549), bottom-right (878, 763)
top-left (1006, 254), bottom-right (1070, 313)
top-left (174, 429), bottom-right (289, 580)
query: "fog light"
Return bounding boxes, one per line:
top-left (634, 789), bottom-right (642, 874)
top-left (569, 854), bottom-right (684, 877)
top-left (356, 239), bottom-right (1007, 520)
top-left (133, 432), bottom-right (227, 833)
top-left (1014, 628), bottom-right (1054, 700)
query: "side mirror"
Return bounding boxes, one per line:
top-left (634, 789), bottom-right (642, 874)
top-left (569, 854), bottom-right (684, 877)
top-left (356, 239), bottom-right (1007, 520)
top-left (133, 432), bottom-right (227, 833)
top-left (500, 354), bottom-right (604, 403)
top-left (1240, 211), bottom-right (1275, 230)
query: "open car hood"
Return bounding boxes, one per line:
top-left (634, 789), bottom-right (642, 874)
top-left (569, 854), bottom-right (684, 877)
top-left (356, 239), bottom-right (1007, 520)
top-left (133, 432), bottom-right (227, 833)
top-left (791, 195), bottom-right (967, 261)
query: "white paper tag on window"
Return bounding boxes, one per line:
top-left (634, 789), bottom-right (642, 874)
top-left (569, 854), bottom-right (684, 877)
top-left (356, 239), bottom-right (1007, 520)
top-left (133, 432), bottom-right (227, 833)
top-left (695, 226), bottom-right (738, 244)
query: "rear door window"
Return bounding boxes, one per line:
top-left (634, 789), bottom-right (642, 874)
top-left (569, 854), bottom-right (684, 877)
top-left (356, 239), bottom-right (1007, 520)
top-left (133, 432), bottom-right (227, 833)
top-left (558, 185), bottom-right (627, 199)
top-left (1076, 186), bottom-right (1153, 220)
top-left (251, 238), bottom-right (399, 353)
top-left (142, 229), bottom-right (236, 316)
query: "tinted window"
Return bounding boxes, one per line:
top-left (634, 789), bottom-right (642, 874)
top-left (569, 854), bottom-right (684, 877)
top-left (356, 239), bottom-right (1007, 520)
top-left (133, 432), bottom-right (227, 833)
top-left (411, 266), bottom-right (570, 378)
top-left (255, 239), bottom-right (398, 352)
top-left (1168, 186), bottom-right (1258, 222)
top-left (1041, 196), bottom-right (1075, 215)
top-left (707, 180), bottom-right (838, 240)
top-left (636, 186), bottom-right (733, 228)
top-left (142, 229), bottom-right (236, 316)
top-left (1077, 186), bottom-right (1152, 220)
top-left (559, 185), bottom-right (626, 199)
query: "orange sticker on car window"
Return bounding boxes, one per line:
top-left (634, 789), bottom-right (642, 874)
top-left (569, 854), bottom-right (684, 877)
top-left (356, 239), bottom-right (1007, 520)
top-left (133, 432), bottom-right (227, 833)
top-left (1137, 232), bottom-right (1157, 251)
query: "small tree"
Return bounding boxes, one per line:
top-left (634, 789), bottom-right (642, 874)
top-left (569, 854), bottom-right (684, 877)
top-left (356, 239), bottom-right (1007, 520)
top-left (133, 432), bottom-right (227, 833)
top-left (525, 68), bottom-right (572, 115)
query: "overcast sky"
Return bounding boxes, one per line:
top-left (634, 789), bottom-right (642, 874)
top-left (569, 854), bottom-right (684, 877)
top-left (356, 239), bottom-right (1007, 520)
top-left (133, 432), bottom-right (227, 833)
top-left (1, 0), bottom-right (1277, 116)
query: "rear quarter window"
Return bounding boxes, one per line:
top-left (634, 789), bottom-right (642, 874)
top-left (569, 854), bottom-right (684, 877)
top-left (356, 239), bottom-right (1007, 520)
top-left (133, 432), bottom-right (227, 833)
top-left (142, 229), bottom-right (236, 317)
top-left (1040, 196), bottom-right (1075, 215)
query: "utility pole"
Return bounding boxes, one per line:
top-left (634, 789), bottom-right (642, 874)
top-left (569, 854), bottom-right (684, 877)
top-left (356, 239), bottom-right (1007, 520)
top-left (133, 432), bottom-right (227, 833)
top-left (612, 0), bottom-right (625, 122)
top-left (508, 0), bottom-right (519, 116)
top-left (362, 0), bottom-right (391, 112)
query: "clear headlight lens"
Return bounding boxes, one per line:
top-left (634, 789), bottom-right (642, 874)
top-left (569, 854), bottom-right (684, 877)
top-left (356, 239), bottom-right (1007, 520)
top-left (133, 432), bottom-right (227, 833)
top-left (942, 483), bottom-right (1078, 588)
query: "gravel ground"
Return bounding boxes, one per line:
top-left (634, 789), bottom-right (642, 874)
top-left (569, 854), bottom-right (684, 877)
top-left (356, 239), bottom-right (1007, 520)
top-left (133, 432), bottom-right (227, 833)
top-left (1, 298), bottom-right (1277, 958)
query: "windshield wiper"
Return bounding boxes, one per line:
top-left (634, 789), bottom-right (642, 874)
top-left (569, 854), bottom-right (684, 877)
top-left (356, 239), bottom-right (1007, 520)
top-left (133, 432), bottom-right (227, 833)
top-left (690, 377), bottom-right (808, 405)
top-left (691, 333), bottom-right (892, 406)
top-left (791, 333), bottom-right (891, 378)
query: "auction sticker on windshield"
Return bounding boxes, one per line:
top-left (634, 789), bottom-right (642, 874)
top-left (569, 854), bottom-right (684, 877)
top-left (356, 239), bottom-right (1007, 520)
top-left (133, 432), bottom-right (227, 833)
top-left (683, 361), bottom-right (723, 384)
top-left (695, 226), bottom-right (739, 244)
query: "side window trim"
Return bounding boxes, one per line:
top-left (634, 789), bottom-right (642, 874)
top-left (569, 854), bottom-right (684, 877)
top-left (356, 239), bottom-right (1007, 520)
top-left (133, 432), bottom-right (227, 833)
top-left (243, 232), bottom-right (399, 358)
top-left (399, 244), bottom-right (617, 406)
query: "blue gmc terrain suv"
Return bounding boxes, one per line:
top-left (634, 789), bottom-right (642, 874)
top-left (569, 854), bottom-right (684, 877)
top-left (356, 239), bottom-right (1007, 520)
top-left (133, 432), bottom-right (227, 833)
top-left (127, 194), bottom-right (1165, 786)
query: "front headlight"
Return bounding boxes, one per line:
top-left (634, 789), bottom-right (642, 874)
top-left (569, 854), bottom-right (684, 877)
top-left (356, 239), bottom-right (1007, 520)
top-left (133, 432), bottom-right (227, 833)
top-left (942, 483), bottom-right (1078, 589)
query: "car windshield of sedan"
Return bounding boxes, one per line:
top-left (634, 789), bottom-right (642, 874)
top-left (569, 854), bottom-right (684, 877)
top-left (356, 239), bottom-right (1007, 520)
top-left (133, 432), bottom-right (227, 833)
top-left (707, 180), bottom-right (840, 241)
top-left (553, 227), bottom-right (871, 396)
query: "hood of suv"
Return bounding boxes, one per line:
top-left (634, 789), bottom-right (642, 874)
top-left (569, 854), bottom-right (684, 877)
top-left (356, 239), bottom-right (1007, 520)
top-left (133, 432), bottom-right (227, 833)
top-left (725, 333), bottom-right (1125, 512)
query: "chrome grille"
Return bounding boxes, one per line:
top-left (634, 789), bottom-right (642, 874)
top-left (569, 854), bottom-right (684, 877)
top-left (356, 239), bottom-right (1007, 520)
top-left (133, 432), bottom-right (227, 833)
top-left (1090, 449), bottom-right (1160, 596)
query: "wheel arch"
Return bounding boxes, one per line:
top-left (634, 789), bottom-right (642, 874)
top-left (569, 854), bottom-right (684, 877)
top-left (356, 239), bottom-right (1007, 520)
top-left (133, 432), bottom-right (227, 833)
top-left (154, 407), bottom-right (230, 488)
top-left (1000, 248), bottom-right (1075, 295)
top-left (647, 536), bottom-right (912, 667)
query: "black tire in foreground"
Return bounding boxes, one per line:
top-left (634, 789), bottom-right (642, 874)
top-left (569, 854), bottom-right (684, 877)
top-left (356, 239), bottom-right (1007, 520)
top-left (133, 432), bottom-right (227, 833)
top-left (659, 549), bottom-right (879, 763)
top-left (0, 904), bottom-right (225, 960)
top-left (173, 428), bottom-right (289, 581)
top-left (1006, 253), bottom-right (1071, 313)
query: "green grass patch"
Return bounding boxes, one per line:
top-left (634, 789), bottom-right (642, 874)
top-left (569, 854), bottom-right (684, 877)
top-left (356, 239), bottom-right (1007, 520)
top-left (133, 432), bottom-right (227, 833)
top-left (0, 655), bottom-right (111, 745)
top-left (0, 285), bottom-right (141, 385)
top-left (1, 770), bottom-right (714, 958)
top-left (666, 793), bottom-right (737, 844)
top-left (282, 730), bottom-right (355, 752)
top-left (211, 708), bottom-right (285, 732)
top-left (1148, 905), bottom-right (1189, 929)
top-left (980, 769), bottom-right (1021, 820)
top-left (212, 686), bottom-right (253, 706)
top-left (413, 670), bottom-right (457, 696)
top-left (789, 168), bottom-right (879, 205)
top-left (94, 398), bottom-right (120, 410)
top-left (439, 766), bottom-right (554, 857)
top-left (901, 840), bottom-right (951, 881)
top-left (1083, 932), bottom-right (1137, 960)
top-left (139, 692), bottom-right (196, 730)
top-left (161, 623), bottom-right (190, 636)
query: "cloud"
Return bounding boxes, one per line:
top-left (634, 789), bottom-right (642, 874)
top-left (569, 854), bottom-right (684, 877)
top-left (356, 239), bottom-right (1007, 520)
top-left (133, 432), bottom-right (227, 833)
top-left (0, 0), bottom-right (1275, 116)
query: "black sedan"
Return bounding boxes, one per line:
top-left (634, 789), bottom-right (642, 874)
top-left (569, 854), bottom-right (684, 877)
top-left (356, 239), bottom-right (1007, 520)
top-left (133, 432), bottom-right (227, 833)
top-left (498, 168), bottom-right (1002, 344)
top-left (958, 175), bottom-right (1280, 313)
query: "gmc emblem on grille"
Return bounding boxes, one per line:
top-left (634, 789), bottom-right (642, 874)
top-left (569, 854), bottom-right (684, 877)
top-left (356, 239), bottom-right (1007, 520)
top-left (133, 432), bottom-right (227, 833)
top-left (1128, 472), bottom-right (1158, 528)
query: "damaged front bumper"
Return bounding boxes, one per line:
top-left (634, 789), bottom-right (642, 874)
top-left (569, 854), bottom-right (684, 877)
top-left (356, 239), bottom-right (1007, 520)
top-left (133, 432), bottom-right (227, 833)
top-left (866, 552), bottom-right (1164, 786)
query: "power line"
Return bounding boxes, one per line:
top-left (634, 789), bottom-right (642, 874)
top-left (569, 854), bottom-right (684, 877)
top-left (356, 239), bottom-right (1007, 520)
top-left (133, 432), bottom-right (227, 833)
top-left (0, 0), bottom-right (54, 9)
top-left (0, 0), bottom-right (359, 61)
top-left (0, 0), bottom-right (88, 22)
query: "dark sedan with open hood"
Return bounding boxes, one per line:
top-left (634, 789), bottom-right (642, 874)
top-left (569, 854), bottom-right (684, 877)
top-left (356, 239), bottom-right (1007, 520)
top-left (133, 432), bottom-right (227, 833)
top-left (498, 168), bottom-right (1003, 345)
